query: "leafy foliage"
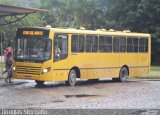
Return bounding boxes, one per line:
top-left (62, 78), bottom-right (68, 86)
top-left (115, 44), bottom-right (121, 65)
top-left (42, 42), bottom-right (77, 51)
top-left (0, 0), bottom-right (44, 52)
top-left (0, 0), bottom-right (160, 64)
top-left (105, 0), bottom-right (160, 65)
top-left (40, 0), bottom-right (106, 29)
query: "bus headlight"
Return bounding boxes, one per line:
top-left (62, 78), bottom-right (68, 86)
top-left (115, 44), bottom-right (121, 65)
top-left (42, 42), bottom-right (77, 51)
top-left (42, 67), bottom-right (51, 74)
top-left (12, 67), bottom-right (16, 71)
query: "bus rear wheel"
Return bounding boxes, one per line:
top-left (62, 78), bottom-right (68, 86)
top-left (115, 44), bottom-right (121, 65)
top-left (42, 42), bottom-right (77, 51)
top-left (119, 67), bottom-right (128, 82)
top-left (65, 69), bottom-right (77, 86)
top-left (35, 80), bottom-right (45, 85)
top-left (112, 67), bottom-right (128, 82)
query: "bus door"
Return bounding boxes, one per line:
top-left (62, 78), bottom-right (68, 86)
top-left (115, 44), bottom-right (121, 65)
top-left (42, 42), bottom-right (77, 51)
top-left (53, 34), bottom-right (69, 81)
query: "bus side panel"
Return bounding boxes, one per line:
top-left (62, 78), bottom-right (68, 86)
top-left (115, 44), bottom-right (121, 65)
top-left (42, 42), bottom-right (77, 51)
top-left (84, 53), bottom-right (98, 79)
top-left (52, 59), bottom-right (69, 81)
top-left (67, 53), bottom-right (88, 79)
top-left (67, 53), bottom-right (98, 80)
top-left (98, 53), bottom-right (120, 78)
top-left (120, 53), bottom-right (139, 77)
top-left (138, 53), bottom-right (150, 76)
top-left (138, 37), bottom-right (150, 76)
top-left (41, 60), bottom-right (69, 82)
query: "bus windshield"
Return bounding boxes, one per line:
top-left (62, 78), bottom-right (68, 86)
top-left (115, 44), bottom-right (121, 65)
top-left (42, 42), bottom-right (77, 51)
top-left (15, 38), bottom-right (52, 63)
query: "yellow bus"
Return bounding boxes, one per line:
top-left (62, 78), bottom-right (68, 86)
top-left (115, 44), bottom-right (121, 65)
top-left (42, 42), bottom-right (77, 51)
top-left (12, 27), bottom-right (151, 86)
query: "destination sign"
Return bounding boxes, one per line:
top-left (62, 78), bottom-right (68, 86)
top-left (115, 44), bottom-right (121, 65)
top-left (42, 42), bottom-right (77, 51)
top-left (16, 28), bottom-right (50, 38)
top-left (22, 31), bottom-right (44, 36)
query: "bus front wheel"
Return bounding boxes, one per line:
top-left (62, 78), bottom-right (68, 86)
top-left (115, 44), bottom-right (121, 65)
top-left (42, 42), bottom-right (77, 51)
top-left (65, 69), bottom-right (77, 86)
top-left (119, 67), bottom-right (128, 82)
top-left (35, 80), bottom-right (45, 85)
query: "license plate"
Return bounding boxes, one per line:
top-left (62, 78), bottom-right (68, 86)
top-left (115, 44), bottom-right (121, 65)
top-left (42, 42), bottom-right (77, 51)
top-left (24, 75), bottom-right (31, 79)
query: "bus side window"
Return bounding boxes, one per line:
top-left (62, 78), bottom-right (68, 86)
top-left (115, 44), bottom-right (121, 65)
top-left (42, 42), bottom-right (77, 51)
top-left (127, 37), bottom-right (134, 53)
top-left (119, 37), bottom-right (126, 52)
top-left (127, 37), bottom-right (138, 53)
top-left (113, 37), bottom-right (119, 52)
top-left (139, 38), bottom-right (148, 53)
top-left (133, 38), bottom-right (138, 52)
top-left (71, 35), bottom-right (84, 53)
top-left (86, 35), bottom-right (98, 52)
top-left (54, 34), bottom-right (68, 62)
top-left (99, 36), bottom-right (112, 52)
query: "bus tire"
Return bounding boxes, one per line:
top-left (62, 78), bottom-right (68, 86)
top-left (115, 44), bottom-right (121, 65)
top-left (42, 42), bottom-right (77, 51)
top-left (119, 67), bottom-right (128, 82)
top-left (35, 80), bottom-right (45, 85)
top-left (66, 69), bottom-right (77, 86)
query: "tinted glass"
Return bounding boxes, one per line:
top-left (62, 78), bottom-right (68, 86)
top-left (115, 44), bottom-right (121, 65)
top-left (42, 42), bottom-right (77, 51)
top-left (86, 35), bottom-right (98, 52)
top-left (113, 37), bottom-right (119, 52)
top-left (99, 36), bottom-right (112, 52)
top-left (54, 34), bottom-right (68, 62)
top-left (71, 35), bottom-right (84, 52)
top-left (139, 38), bottom-right (148, 52)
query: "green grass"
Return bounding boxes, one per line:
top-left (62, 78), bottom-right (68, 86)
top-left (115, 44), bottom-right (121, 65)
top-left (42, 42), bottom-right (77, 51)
top-left (132, 66), bottom-right (160, 79)
top-left (0, 62), bottom-right (5, 68)
top-left (151, 66), bottom-right (160, 71)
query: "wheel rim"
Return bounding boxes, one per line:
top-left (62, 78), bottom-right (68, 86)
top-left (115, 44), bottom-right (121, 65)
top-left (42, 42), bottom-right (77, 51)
top-left (69, 70), bottom-right (76, 85)
top-left (120, 68), bottom-right (128, 81)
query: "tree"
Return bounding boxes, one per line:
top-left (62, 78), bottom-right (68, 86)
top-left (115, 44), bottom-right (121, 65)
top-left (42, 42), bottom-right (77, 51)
top-left (40, 0), bottom-right (106, 29)
top-left (105, 0), bottom-right (160, 65)
top-left (0, 14), bottom-right (44, 38)
top-left (0, 0), bottom-right (44, 51)
top-left (106, 0), bottom-right (160, 33)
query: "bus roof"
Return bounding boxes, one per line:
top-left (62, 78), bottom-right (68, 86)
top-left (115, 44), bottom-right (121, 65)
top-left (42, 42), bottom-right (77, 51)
top-left (51, 28), bottom-right (151, 38)
top-left (17, 27), bottom-right (151, 38)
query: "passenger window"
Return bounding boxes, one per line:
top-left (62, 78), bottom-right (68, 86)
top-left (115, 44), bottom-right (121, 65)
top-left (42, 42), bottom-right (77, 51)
top-left (86, 35), bottom-right (98, 52)
top-left (113, 37), bottom-right (119, 52)
top-left (54, 34), bottom-right (68, 62)
top-left (119, 37), bottom-right (126, 52)
top-left (133, 38), bottom-right (138, 52)
top-left (127, 38), bottom-right (138, 53)
top-left (139, 38), bottom-right (148, 52)
top-left (71, 35), bottom-right (84, 52)
top-left (99, 36), bottom-right (112, 52)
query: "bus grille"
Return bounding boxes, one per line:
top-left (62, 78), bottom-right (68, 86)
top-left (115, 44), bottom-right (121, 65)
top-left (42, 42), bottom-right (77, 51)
top-left (16, 66), bottom-right (41, 75)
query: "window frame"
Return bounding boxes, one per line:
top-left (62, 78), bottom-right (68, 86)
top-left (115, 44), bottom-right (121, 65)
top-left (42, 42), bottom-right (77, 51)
top-left (119, 37), bottom-right (127, 53)
top-left (99, 35), bottom-right (113, 53)
top-left (54, 33), bottom-right (68, 62)
top-left (113, 36), bottom-right (120, 53)
top-left (139, 37), bottom-right (148, 53)
top-left (85, 35), bottom-right (98, 53)
top-left (127, 37), bottom-right (139, 53)
top-left (71, 34), bottom-right (85, 53)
